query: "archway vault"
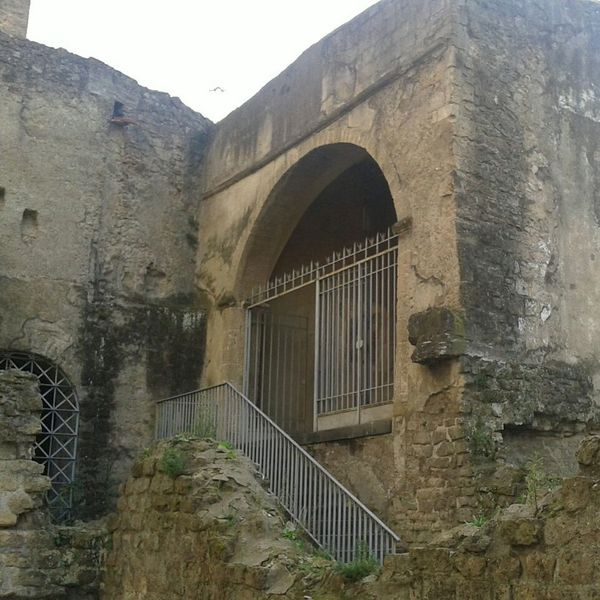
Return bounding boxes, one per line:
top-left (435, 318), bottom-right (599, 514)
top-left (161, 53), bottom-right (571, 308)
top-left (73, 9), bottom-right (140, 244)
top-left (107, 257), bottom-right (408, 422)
top-left (235, 142), bottom-right (398, 299)
top-left (239, 142), bottom-right (399, 439)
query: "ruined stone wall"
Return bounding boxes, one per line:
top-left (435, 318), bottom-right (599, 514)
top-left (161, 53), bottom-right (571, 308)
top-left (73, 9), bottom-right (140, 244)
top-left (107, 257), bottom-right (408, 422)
top-left (102, 434), bottom-right (600, 600)
top-left (370, 436), bottom-right (600, 599)
top-left (0, 31), bottom-right (213, 516)
top-left (0, 0), bottom-right (30, 38)
top-left (453, 0), bottom-right (600, 474)
top-left (0, 370), bottom-right (106, 599)
top-left (102, 438), bottom-right (340, 600)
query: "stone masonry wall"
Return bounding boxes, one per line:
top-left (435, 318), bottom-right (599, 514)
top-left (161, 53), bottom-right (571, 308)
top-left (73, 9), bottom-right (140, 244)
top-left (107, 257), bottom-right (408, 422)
top-left (103, 438), bottom-right (346, 600)
top-left (0, 370), bottom-right (48, 528)
top-left (0, 30), bottom-right (213, 517)
top-left (0, 370), bottom-right (107, 599)
top-left (453, 0), bottom-right (600, 466)
top-left (0, 0), bottom-right (30, 38)
top-left (368, 435), bottom-right (600, 599)
top-left (102, 434), bottom-right (600, 599)
top-left (197, 0), bottom-right (469, 543)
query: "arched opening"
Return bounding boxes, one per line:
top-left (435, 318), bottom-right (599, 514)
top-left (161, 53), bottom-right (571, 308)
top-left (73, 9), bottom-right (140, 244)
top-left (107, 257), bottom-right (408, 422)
top-left (243, 144), bottom-right (398, 440)
top-left (0, 351), bottom-right (79, 520)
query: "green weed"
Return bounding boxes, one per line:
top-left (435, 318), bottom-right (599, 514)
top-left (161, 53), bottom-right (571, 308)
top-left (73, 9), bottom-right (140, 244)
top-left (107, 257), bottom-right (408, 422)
top-left (523, 455), bottom-right (561, 511)
top-left (466, 419), bottom-right (496, 458)
top-left (158, 447), bottom-right (186, 478)
top-left (466, 514), bottom-right (488, 528)
top-left (336, 542), bottom-right (380, 582)
top-left (193, 413), bottom-right (217, 439)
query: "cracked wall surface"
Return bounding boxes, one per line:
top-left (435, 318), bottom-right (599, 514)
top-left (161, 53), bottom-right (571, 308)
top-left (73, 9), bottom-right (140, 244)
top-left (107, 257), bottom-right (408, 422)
top-left (0, 29), bottom-right (213, 516)
top-left (453, 0), bottom-right (600, 474)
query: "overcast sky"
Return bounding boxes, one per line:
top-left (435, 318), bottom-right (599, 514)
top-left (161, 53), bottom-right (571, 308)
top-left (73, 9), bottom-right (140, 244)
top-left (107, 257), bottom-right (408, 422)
top-left (28, 0), bottom-right (379, 122)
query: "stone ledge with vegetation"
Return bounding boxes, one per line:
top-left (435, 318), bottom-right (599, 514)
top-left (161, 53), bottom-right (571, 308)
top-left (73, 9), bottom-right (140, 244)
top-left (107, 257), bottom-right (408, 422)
top-left (103, 434), bottom-right (600, 599)
top-left (102, 436), bottom-right (358, 599)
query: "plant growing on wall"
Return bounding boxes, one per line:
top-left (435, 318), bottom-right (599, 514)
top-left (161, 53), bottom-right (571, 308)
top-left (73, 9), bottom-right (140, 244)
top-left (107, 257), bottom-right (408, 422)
top-left (466, 418), bottom-right (496, 459)
top-left (335, 542), bottom-right (380, 581)
top-left (158, 447), bottom-right (186, 478)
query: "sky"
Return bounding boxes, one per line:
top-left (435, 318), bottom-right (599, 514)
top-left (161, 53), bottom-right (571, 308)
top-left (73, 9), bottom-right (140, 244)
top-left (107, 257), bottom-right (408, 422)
top-left (28, 0), bottom-right (379, 122)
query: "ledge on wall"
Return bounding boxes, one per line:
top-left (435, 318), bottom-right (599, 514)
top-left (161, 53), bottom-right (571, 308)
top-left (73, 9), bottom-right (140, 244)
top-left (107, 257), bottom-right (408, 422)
top-left (299, 419), bottom-right (392, 445)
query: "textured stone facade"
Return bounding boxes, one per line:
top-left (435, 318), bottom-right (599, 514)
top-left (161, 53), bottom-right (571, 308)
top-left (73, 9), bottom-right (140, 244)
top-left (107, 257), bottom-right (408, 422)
top-left (197, 0), bottom-right (465, 543)
top-left (0, 0), bottom-right (29, 38)
top-left (0, 370), bottom-right (48, 527)
top-left (103, 439), bottom-right (340, 599)
top-left (195, 0), bottom-right (600, 541)
top-left (103, 435), bottom-right (600, 599)
top-left (1, 0), bottom-right (600, 555)
top-left (0, 29), bottom-right (212, 516)
top-left (371, 436), bottom-right (600, 599)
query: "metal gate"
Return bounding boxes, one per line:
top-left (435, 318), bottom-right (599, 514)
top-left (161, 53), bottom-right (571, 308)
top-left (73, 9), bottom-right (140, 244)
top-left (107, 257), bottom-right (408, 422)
top-left (245, 229), bottom-right (397, 434)
top-left (0, 351), bottom-right (79, 521)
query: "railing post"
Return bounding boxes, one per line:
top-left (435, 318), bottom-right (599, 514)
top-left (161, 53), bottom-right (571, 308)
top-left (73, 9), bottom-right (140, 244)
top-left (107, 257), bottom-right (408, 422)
top-left (313, 277), bottom-right (320, 432)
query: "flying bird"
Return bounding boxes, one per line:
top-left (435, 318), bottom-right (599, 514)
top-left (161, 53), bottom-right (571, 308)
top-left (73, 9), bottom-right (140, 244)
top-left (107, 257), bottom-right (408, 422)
top-left (209, 86), bottom-right (226, 93)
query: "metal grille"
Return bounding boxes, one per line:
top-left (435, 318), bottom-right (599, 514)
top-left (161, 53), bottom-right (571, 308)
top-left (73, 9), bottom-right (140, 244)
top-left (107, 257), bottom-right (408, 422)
top-left (246, 311), bottom-right (309, 436)
top-left (155, 383), bottom-right (401, 563)
top-left (316, 245), bottom-right (397, 418)
top-left (245, 229), bottom-right (398, 430)
top-left (0, 351), bottom-right (79, 521)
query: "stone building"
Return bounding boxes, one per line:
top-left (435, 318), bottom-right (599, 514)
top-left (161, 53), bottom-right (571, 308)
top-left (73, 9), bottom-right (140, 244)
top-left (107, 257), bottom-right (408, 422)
top-left (1, 0), bottom-right (599, 547)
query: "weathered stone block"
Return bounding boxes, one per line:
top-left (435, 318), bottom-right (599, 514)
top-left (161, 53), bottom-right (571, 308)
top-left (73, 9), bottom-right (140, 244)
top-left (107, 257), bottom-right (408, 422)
top-left (560, 477), bottom-right (592, 513)
top-left (521, 552), bottom-right (556, 582)
top-left (408, 307), bottom-right (466, 365)
top-left (498, 507), bottom-right (542, 547)
top-left (576, 435), bottom-right (600, 476)
top-left (452, 553), bottom-right (487, 578)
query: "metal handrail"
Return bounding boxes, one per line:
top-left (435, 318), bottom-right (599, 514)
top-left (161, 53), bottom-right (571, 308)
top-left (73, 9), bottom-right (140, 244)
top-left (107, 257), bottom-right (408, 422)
top-left (155, 382), bottom-right (401, 563)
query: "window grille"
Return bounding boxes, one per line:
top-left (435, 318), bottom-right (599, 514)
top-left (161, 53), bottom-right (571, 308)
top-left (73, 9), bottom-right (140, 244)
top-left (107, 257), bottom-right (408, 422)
top-left (0, 351), bottom-right (79, 520)
top-left (245, 229), bottom-right (398, 432)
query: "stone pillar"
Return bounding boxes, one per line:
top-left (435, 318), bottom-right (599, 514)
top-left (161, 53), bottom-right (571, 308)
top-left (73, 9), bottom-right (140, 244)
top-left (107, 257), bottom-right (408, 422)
top-left (0, 0), bottom-right (30, 38)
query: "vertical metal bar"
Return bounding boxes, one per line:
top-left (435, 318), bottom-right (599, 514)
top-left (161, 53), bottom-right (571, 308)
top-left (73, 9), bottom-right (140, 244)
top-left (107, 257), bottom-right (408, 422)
top-left (334, 273), bottom-right (341, 413)
top-left (243, 309), bottom-right (252, 397)
top-left (370, 255), bottom-right (375, 406)
top-left (281, 321), bottom-right (289, 432)
top-left (313, 278), bottom-right (320, 432)
top-left (373, 254), bottom-right (379, 405)
top-left (356, 262), bottom-right (362, 424)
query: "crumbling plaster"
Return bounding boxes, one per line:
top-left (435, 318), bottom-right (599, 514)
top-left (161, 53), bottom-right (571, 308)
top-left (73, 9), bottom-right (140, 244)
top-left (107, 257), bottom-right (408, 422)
top-left (452, 0), bottom-right (600, 459)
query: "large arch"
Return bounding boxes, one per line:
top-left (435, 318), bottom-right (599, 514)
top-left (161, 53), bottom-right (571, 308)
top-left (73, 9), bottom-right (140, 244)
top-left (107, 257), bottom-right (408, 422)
top-left (235, 142), bottom-right (398, 297)
top-left (0, 350), bottom-right (79, 520)
top-left (239, 143), bottom-right (398, 439)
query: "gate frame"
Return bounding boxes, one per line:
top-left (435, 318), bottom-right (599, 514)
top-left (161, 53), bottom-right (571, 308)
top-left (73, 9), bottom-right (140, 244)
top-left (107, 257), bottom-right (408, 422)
top-left (244, 228), bottom-right (399, 435)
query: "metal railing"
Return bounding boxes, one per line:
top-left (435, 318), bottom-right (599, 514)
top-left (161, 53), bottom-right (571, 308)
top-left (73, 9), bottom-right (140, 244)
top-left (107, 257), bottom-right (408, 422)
top-left (155, 383), bottom-right (401, 564)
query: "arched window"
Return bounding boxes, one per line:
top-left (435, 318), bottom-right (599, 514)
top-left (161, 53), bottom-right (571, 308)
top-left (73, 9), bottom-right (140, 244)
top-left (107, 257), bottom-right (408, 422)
top-left (0, 351), bottom-right (79, 520)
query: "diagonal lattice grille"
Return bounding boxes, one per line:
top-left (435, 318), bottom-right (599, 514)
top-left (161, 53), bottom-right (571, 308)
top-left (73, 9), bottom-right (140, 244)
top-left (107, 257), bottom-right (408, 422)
top-left (0, 351), bottom-right (79, 521)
